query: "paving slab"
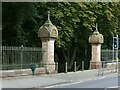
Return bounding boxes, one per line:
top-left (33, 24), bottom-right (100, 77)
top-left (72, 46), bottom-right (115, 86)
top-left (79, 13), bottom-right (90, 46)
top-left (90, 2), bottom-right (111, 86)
top-left (1, 69), bottom-right (117, 89)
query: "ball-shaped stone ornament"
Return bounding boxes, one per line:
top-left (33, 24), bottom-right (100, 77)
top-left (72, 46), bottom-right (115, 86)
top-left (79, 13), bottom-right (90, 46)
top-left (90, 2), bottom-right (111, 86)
top-left (89, 30), bottom-right (104, 44)
top-left (38, 20), bottom-right (58, 38)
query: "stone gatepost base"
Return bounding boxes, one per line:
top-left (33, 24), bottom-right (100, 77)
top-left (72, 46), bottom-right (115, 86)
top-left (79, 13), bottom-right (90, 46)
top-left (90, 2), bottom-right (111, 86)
top-left (45, 63), bottom-right (56, 74)
top-left (90, 62), bottom-right (101, 69)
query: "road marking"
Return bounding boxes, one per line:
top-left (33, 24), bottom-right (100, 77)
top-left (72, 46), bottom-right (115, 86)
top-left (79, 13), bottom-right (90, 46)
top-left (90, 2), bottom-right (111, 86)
top-left (45, 76), bottom-right (107, 88)
top-left (45, 73), bottom-right (118, 88)
top-left (45, 81), bottom-right (84, 88)
top-left (98, 76), bottom-right (106, 79)
top-left (107, 86), bottom-right (120, 88)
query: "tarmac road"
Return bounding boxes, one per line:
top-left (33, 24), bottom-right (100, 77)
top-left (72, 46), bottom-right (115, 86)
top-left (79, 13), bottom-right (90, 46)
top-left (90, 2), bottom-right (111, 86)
top-left (50, 74), bottom-right (119, 88)
top-left (1, 69), bottom-right (119, 89)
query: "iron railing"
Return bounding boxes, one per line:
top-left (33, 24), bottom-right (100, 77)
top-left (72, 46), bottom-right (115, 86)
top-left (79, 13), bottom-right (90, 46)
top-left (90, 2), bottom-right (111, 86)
top-left (101, 49), bottom-right (120, 62)
top-left (97, 61), bottom-right (119, 76)
top-left (1, 46), bottom-right (44, 70)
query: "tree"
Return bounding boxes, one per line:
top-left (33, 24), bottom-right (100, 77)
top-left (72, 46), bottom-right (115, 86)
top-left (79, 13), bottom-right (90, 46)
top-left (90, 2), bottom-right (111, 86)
top-left (2, 2), bottom-right (39, 46)
top-left (2, 2), bottom-right (120, 71)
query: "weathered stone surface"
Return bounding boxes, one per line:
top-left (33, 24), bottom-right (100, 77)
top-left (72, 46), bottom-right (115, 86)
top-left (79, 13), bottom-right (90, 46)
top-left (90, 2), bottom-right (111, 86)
top-left (89, 29), bottom-right (104, 44)
top-left (89, 24), bottom-right (104, 69)
top-left (41, 38), bottom-right (55, 64)
top-left (1, 68), bottom-right (46, 78)
top-left (38, 12), bottom-right (58, 73)
top-left (92, 44), bottom-right (101, 62)
top-left (38, 20), bottom-right (58, 38)
top-left (90, 62), bottom-right (101, 69)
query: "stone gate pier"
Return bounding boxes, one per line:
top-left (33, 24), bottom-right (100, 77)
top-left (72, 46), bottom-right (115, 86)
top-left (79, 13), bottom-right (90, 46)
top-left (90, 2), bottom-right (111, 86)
top-left (89, 24), bottom-right (104, 69)
top-left (38, 12), bottom-right (58, 73)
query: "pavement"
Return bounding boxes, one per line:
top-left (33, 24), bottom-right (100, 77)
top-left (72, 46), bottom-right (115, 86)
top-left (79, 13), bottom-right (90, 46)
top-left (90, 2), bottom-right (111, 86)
top-left (1, 69), bottom-right (118, 89)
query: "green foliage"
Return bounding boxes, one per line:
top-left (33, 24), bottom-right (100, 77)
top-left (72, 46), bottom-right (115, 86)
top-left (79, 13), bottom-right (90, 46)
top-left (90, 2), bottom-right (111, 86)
top-left (2, 2), bottom-right (120, 71)
top-left (2, 2), bottom-right (39, 46)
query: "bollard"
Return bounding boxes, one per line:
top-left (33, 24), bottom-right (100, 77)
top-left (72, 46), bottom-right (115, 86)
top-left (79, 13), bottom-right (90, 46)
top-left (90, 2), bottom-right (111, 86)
top-left (98, 64), bottom-right (100, 76)
top-left (45, 63), bottom-right (47, 74)
top-left (116, 61), bottom-right (118, 72)
top-left (65, 61), bottom-right (67, 73)
top-left (74, 61), bottom-right (76, 72)
top-left (111, 62), bottom-right (114, 73)
top-left (102, 61), bottom-right (105, 75)
top-left (82, 61), bottom-right (84, 71)
top-left (98, 62), bottom-right (102, 76)
top-left (89, 61), bottom-right (92, 69)
top-left (98, 62), bottom-right (103, 76)
top-left (56, 62), bottom-right (58, 73)
top-left (20, 45), bottom-right (23, 69)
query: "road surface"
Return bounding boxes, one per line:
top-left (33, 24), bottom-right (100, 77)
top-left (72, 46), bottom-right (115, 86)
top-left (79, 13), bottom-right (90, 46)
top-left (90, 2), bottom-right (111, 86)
top-left (51, 73), bottom-right (119, 89)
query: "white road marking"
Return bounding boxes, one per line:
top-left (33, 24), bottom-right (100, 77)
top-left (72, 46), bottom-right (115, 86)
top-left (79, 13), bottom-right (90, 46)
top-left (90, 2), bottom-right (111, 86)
top-left (107, 86), bottom-right (120, 88)
top-left (45, 76), bottom-right (108, 88)
top-left (45, 81), bottom-right (84, 88)
top-left (45, 73), bottom-right (118, 88)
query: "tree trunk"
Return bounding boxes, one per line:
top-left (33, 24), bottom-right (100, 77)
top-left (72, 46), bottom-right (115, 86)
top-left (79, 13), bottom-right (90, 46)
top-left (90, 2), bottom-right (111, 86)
top-left (69, 46), bottom-right (77, 69)
top-left (61, 46), bottom-right (77, 70)
top-left (61, 47), bottom-right (68, 61)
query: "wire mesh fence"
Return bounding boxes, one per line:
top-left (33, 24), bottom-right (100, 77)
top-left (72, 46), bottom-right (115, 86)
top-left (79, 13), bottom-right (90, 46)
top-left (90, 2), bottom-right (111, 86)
top-left (1, 46), bottom-right (44, 70)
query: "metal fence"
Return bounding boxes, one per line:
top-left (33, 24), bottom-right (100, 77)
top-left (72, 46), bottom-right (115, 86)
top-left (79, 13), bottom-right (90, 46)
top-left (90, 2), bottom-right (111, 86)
top-left (100, 49), bottom-right (120, 75)
top-left (97, 61), bottom-right (119, 76)
top-left (101, 49), bottom-right (120, 61)
top-left (1, 46), bottom-right (44, 70)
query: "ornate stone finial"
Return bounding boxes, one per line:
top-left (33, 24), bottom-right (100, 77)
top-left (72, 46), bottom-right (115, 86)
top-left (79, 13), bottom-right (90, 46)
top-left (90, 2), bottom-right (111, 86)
top-left (38, 11), bottom-right (58, 38)
top-left (48, 11), bottom-right (50, 21)
top-left (94, 23), bottom-right (99, 33)
top-left (89, 23), bottom-right (104, 44)
top-left (45, 11), bottom-right (51, 24)
top-left (93, 23), bottom-right (99, 35)
top-left (96, 23), bottom-right (98, 31)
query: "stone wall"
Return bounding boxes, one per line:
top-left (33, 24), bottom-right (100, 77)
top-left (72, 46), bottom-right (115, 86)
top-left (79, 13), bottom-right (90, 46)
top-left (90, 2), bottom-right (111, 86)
top-left (1, 68), bottom-right (46, 78)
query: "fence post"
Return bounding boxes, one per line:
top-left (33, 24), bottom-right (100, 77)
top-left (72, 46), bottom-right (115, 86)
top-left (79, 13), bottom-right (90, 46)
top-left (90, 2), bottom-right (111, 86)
top-left (65, 61), bottom-right (67, 73)
top-left (20, 45), bottom-right (23, 69)
top-left (82, 61), bottom-right (84, 71)
top-left (74, 61), bottom-right (76, 72)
